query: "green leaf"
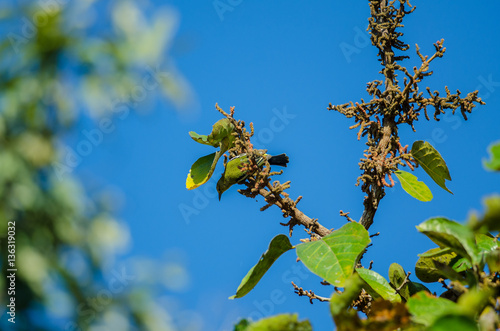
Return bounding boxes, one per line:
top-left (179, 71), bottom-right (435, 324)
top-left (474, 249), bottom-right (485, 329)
top-left (230, 235), bottom-right (293, 299)
top-left (189, 118), bottom-right (235, 147)
top-left (188, 131), bottom-right (212, 146)
top-left (356, 268), bottom-right (401, 302)
top-left (236, 314), bottom-right (312, 331)
top-left (483, 141), bottom-right (500, 171)
top-left (186, 151), bottom-right (223, 190)
top-left (415, 247), bottom-right (463, 283)
top-left (416, 218), bottom-right (480, 265)
top-left (428, 315), bottom-right (478, 331)
top-left (296, 222), bottom-right (370, 287)
top-left (411, 141), bottom-right (452, 194)
top-left (394, 170), bottom-right (433, 202)
top-left (389, 263), bottom-right (410, 300)
top-left (407, 292), bottom-right (460, 326)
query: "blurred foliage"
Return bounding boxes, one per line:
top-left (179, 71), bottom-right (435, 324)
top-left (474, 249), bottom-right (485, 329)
top-left (0, 1), bottom-right (193, 330)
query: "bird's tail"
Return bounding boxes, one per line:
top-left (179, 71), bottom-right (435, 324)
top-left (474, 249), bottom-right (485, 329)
top-left (268, 153), bottom-right (289, 167)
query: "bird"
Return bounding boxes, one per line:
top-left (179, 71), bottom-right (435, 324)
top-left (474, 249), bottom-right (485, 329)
top-left (216, 152), bottom-right (289, 200)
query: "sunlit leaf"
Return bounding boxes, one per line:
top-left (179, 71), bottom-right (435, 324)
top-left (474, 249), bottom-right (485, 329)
top-left (186, 152), bottom-right (222, 190)
top-left (416, 218), bottom-right (480, 265)
top-left (394, 170), bottom-right (433, 202)
top-left (411, 141), bottom-right (452, 194)
top-left (230, 235), bottom-right (293, 299)
top-left (296, 222), bottom-right (370, 287)
top-left (357, 268), bottom-right (401, 302)
top-left (483, 141), bottom-right (500, 171)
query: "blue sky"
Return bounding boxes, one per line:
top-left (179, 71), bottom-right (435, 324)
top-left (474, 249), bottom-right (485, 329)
top-left (73, 1), bottom-right (500, 330)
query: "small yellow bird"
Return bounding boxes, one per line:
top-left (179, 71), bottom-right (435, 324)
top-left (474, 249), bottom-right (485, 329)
top-left (216, 152), bottom-right (289, 200)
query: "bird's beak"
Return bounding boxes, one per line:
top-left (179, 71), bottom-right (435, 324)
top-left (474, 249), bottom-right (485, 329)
top-left (218, 192), bottom-right (222, 201)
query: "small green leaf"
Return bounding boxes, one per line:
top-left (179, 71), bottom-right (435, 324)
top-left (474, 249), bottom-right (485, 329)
top-left (237, 314), bottom-right (312, 331)
top-left (357, 268), bottom-right (401, 302)
top-left (186, 151), bottom-right (223, 190)
top-left (389, 263), bottom-right (410, 300)
top-left (296, 222), bottom-right (370, 287)
top-left (189, 118), bottom-right (236, 147)
top-left (483, 141), bottom-right (500, 171)
top-left (230, 235), bottom-right (293, 299)
top-left (188, 131), bottom-right (212, 146)
top-left (407, 292), bottom-right (460, 326)
top-left (394, 170), bottom-right (433, 202)
top-left (416, 218), bottom-right (480, 265)
top-left (411, 141), bottom-right (452, 194)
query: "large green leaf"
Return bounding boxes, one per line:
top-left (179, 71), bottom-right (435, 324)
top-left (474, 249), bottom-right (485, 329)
top-left (234, 314), bottom-right (312, 331)
top-left (411, 141), bottom-right (452, 194)
top-left (356, 268), bottom-right (401, 302)
top-left (189, 118), bottom-right (235, 147)
top-left (407, 292), bottom-right (460, 326)
top-left (394, 170), bottom-right (433, 202)
top-left (296, 222), bottom-right (370, 287)
top-left (186, 152), bottom-right (223, 190)
top-left (230, 235), bottom-right (293, 299)
top-left (483, 141), bottom-right (500, 171)
top-left (416, 218), bottom-right (480, 265)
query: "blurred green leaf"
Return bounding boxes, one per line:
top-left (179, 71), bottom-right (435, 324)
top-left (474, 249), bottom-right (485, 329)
top-left (329, 273), bottom-right (364, 316)
top-left (394, 170), bottom-right (433, 202)
top-left (416, 218), bottom-right (480, 265)
top-left (407, 292), bottom-right (460, 326)
top-left (230, 235), bottom-right (293, 299)
top-left (411, 141), bottom-right (452, 194)
top-left (483, 141), bottom-right (500, 171)
top-left (356, 267), bottom-right (401, 302)
top-left (296, 222), bottom-right (370, 287)
top-left (428, 315), bottom-right (478, 331)
top-left (469, 195), bottom-right (500, 232)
